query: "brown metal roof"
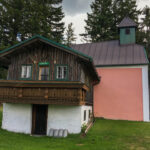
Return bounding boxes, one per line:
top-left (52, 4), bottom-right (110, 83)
top-left (71, 40), bottom-right (149, 66)
top-left (118, 17), bottom-right (137, 28)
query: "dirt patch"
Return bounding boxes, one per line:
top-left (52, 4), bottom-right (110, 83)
top-left (129, 144), bottom-right (147, 150)
top-left (76, 144), bottom-right (84, 146)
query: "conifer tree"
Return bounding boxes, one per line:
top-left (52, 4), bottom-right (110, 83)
top-left (111, 0), bottom-right (141, 39)
top-left (0, 0), bottom-right (65, 47)
top-left (81, 0), bottom-right (113, 42)
top-left (22, 0), bottom-right (65, 43)
top-left (81, 0), bottom-right (141, 42)
top-left (141, 6), bottom-right (150, 54)
top-left (65, 23), bottom-right (76, 46)
top-left (0, 0), bottom-right (25, 46)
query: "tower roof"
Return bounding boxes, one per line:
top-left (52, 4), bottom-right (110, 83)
top-left (118, 17), bottom-right (137, 28)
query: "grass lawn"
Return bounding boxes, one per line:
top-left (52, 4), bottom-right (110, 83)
top-left (0, 107), bottom-right (150, 150)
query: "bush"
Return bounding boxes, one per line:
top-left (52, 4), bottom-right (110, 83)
top-left (81, 123), bottom-right (87, 133)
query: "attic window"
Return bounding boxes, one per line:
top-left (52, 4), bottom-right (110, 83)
top-left (125, 28), bottom-right (130, 35)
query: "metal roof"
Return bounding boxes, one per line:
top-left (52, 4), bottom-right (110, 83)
top-left (118, 17), bottom-right (137, 28)
top-left (71, 40), bottom-right (149, 66)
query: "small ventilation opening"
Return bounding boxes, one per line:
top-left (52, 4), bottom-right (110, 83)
top-left (125, 28), bottom-right (130, 35)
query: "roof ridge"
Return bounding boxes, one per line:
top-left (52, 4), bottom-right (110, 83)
top-left (0, 34), bottom-right (93, 61)
top-left (72, 40), bottom-right (119, 46)
top-left (118, 17), bottom-right (137, 28)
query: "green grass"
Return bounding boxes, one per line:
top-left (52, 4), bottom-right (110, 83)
top-left (0, 106), bottom-right (2, 112)
top-left (0, 106), bottom-right (150, 150)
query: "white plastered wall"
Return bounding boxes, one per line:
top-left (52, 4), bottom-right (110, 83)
top-left (2, 103), bottom-right (93, 134)
top-left (97, 65), bottom-right (149, 122)
top-left (47, 105), bottom-right (92, 134)
top-left (2, 103), bottom-right (32, 134)
top-left (81, 105), bottom-right (92, 125)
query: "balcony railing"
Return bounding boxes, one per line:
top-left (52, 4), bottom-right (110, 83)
top-left (0, 80), bottom-right (89, 105)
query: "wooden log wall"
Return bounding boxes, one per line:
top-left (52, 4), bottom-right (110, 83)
top-left (8, 43), bottom-right (82, 81)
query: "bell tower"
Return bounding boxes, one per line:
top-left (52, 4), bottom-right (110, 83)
top-left (118, 17), bottom-right (137, 45)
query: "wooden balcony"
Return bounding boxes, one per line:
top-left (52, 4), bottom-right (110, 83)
top-left (0, 80), bottom-right (89, 105)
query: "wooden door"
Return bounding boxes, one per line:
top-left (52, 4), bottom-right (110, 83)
top-left (32, 104), bottom-right (48, 135)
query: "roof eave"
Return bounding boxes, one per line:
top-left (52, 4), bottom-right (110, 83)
top-left (95, 63), bottom-right (149, 67)
top-left (118, 26), bottom-right (137, 28)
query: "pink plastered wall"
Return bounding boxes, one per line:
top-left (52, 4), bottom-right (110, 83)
top-left (94, 68), bottom-right (143, 121)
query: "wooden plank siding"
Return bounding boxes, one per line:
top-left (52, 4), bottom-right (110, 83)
top-left (7, 43), bottom-right (82, 81)
top-left (1, 42), bottom-right (94, 105)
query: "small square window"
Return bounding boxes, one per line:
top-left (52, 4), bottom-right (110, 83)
top-left (21, 65), bottom-right (32, 79)
top-left (84, 110), bottom-right (86, 121)
top-left (125, 28), bottom-right (130, 35)
top-left (56, 65), bottom-right (68, 80)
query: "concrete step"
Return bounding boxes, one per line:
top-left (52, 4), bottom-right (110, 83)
top-left (48, 129), bottom-right (68, 138)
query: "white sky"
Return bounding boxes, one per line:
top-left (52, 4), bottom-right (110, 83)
top-left (63, 0), bottom-right (150, 43)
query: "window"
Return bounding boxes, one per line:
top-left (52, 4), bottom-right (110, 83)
top-left (56, 65), bottom-right (68, 80)
top-left (89, 110), bottom-right (91, 119)
top-left (81, 70), bottom-right (85, 83)
top-left (39, 66), bottom-right (49, 81)
top-left (21, 65), bottom-right (32, 79)
top-left (125, 28), bottom-right (130, 35)
top-left (84, 110), bottom-right (86, 121)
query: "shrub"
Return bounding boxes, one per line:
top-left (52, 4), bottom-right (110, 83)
top-left (81, 123), bottom-right (87, 133)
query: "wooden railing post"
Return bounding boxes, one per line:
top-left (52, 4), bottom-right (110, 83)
top-left (44, 88), bottom-right (49, 100)
top-left (78, 89), bottom-right (82, 103)
top-left (18, 88), bottom-right (23, 98)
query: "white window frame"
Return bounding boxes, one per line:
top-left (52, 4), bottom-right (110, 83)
top-left (56, 65), bottom-right (68, 80)
top-left (21, 65), bottom-right (32, 79)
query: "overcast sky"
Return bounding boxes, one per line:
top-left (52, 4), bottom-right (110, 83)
top-left (62, 0), bottom-right (150, 43)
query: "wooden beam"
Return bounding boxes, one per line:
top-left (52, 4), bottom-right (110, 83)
top-left (0, 80), bottom-right (89, 91)
top-left (0, 80), bottom-right (91, 105)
